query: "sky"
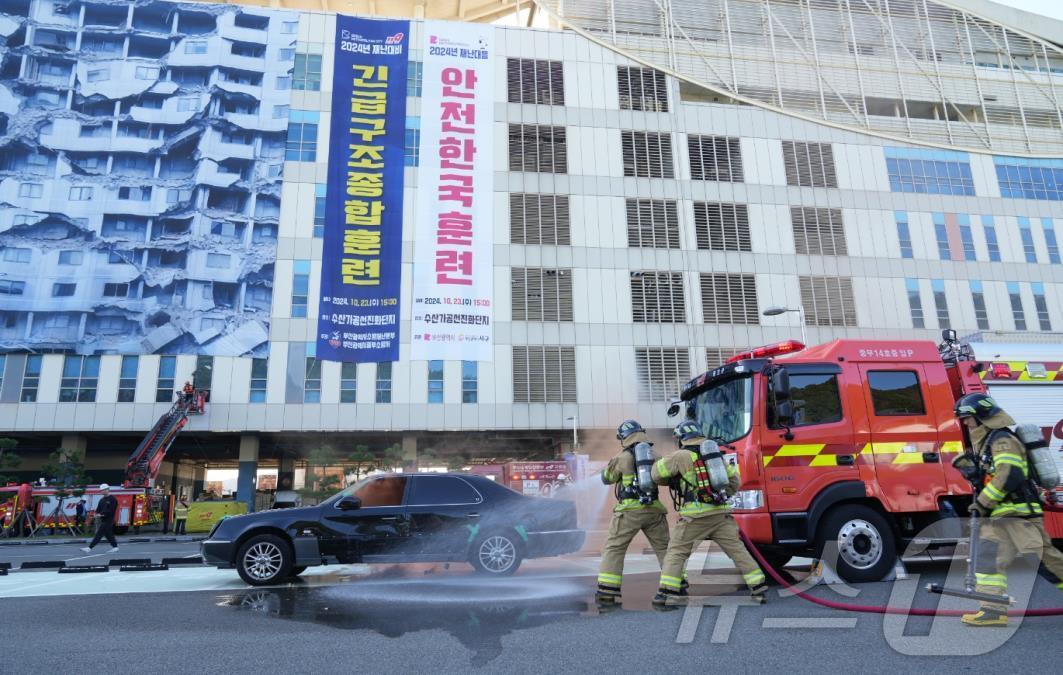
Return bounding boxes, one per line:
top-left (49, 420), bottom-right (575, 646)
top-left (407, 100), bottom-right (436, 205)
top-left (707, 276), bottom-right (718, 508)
top-left (993, 0), bottom-right (1063, 22)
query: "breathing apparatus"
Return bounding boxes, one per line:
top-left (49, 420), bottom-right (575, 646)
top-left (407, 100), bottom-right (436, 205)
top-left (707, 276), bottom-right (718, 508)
top-left (671, 421), bottom-right (731, 507)
top-left (614, 420), bottom-right (658, 505)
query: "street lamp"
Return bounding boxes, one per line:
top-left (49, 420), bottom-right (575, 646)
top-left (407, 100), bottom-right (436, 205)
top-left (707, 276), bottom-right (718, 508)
top-left (564, 416), bottom-right (579, 452)
top-left (763, 306), bottom-right (807, 345)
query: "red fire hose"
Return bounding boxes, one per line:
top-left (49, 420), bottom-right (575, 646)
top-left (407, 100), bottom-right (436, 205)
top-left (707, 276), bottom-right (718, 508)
top-left (739, 530), bottom-right (1063, 617)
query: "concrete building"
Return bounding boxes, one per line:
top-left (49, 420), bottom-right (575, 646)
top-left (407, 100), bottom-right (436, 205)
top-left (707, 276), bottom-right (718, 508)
top-left (1, 0), bottom-right (1062, 507)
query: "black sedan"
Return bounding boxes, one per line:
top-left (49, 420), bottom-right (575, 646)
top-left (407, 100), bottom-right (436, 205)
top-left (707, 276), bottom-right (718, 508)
top-left (202, 473), bottom-right (586, 585)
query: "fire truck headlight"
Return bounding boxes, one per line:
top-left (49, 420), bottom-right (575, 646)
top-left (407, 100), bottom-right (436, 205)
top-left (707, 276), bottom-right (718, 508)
top-left (728, 489), bottom-right (764, 510)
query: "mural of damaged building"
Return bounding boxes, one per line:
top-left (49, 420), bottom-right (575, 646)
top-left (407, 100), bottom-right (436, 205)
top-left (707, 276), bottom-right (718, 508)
top-left (0, 0), bottom-right (294, 356)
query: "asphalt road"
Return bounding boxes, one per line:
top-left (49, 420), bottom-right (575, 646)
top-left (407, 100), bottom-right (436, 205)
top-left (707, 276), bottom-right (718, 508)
top-left (0, 539), bottom-right (200, 565)
top-left (5, 562), bottom-right (1063, 673)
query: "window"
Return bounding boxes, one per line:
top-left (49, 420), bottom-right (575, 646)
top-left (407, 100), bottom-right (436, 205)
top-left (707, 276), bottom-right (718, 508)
top-left (206, 253), bottom-right (230, 269)
top-left (407, 60), bottom-right (423, 98)
top-left (0, 355), bottom-right (4, 392)
top-left (427, 360), bottom-right (444, 404)
top-left (688, 135), bottom-right (743, 182)
top-left (1006, 281), bottom-right (1026, 331)
top-left (275, 75), bottom-right (291, 90)
top-left (621, 131), bottom-right (674, 178)
top-left (52, 283), bottom-right (76, 297)
top-left (156, 355), bottom-right (176, 402)
top-left (351, 476), bottom-right (407, 507)
top-left (286, 111), bottom-right (319, 162)
top-left (19, 182), bottom-right (42, 198)
top-left (932, 213), bottom-right (951, 261)
top-left (799, 276), bottom-right (857, 327)
top-left (706, 347), bottom-right (746, 370)
top-left (375, 362), bottom-right (392, 403)
top-left (304, 356), bottom-right (321, 403)
top-left (896, 211), bottom-right (913, 259)
top-left (631, 271), bottom-right (685, 323)
top-left (404, 122), bottom-right (420, 167)
top-left (118, 186), bottom-right (151, 201)
top-left (135, 66), bottom-right (160, 80)
top-left (970, 280), bottom-right (990, 330)
top-left (511, 268), bottom-right (573, 321)
top-left (906, 278), bottom-right (925, 329)
top-left (60, 355), bottom-right (100, 402)
top-left (250, 358), bottom-right (268, 403)
top-left (58, 250), bottom-right (82, 265)
top-left (995, 159), bottom-right (1063, 201)
top-left (86, 68), bottom-right (108, 82)
top-left (700, 273), bottom-right (758, 324)
top-left (313, 185), bottom-right (327, 238)
top-left (506, 58), bottom-right (564, 105)
top-left (103, 282), bottom-right (129, 297)
top-left (292, 260), bottom-right (310, 318)
top-left (693, 203), bottom-right (752, 252)
top-left (272, 104), bottom-right (289, 119)
top-left (21, 355), bottom-right (42, 402)
top-left (627, 199), bottom-right (679, 249)
top-left (885, 148), bottom-right (975, 196)
top-left (1018, 218), bottom-right (1038, 263)
top-left (931, 279), bottom-right (950, 329)
top-left (791, 207), bottom-right (847, 256)
top-left (510, 193), bottom-right (570, 245)
top-left (1043, 219), bottom-right (1060, 264)
top-left (340, 362), bottom-right (357, 403)
top-left (782, 141), bottom-right (837, 188)
top-left (768, 373), bottom-right (842, 428)
top-left (281, 21), bottom-right (299, 35)
top-left (0, 280), bottom-right (26, 296)
top-left (293, 53), bottom-right (322, 91)
top-left (512, 346), bottom-right (577, 403)
top-left (958, 214), bottom-right (976, 261)
top-left (408, 476), bottom-right (482, 506)
top-left (867, 371), bottom-right (926, 416)
top-left (3, 248), bottom-right (30, 263)
top-left (462, 361), bottom-right (477, 403)
top-left (193, 355), bottom-right (212, 390)
top-left (118, 355), bottom-right (138, 402)
top-left (508, 124), bottom-right (567, 173)
top-left (185, 41), bottom-right (207, 55)
top-left (69, 186), bottom-right (93, 201)
top-left (1032, 283), bottom-right (1052, 331)
top-left (982, 216), bottom-right (1001, 262)
top-left (617, 66), bottom-right (668, 112)
top-left (635, 348), bottom-right (690, 401)
top-left (177, 96), bottom-right (200, 112)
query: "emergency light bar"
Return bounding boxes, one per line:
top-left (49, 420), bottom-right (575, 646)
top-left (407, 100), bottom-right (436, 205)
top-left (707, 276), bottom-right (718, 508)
top-left (726, 340), bottom-right (806, 363)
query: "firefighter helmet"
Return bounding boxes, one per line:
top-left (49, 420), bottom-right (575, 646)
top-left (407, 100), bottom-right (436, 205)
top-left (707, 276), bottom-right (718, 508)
top-left (954, 393), bottom-right (1002, 422)
top-left (673, 420), bottom-right (706, 446)
top-left (616, 419), bottom-right (645, 442)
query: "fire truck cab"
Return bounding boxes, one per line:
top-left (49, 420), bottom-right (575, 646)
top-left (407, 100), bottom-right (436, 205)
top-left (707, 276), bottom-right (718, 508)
top-left (675, 336), bottom-right (1063, 583)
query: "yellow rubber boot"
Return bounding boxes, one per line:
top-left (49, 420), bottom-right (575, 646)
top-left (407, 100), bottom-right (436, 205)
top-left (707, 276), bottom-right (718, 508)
top-left (961, 608), bottom-right (1008, 627)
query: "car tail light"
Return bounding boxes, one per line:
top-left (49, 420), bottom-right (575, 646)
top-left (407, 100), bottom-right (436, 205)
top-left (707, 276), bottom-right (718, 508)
top-left (990, 362), bottom-right (1012, 378)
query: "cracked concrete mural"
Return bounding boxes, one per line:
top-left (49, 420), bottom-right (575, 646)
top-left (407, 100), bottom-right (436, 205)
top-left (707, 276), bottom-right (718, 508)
top-left (0, 0), bottom-right (297, 356)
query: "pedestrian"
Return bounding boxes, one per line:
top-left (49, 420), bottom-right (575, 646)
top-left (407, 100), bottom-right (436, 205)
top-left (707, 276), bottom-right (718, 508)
top-left (80, 484), bottom-right (119, 553)
top-left (74, 499), bottom-right (86, 532)
top-left (174, 498), bottom-right (189, 535)
top-left (652, 420), bottom-right (767, 608)
top-left (953, 393), bottom-right (1063, 627)
top-left (595, 420), bottom-right (671, 605)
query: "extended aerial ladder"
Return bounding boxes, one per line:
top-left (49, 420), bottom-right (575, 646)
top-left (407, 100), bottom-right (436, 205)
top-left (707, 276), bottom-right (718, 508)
top-left (123, 389), bottom-right (207, 488)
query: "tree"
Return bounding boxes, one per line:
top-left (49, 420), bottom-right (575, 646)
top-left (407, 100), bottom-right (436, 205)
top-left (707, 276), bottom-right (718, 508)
top-left (0, 438), bottom-right (20, 486)
top-left (41, 447), bottom-right (91, 534)
top-left (298, 446), bottom-right (343, 505)
top-left (346, 443), bottom-right (406, 479)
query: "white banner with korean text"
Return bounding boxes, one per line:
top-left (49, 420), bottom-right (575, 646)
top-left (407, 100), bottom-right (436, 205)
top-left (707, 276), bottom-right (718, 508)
top-left (410, 20), bottom-right (494, 361)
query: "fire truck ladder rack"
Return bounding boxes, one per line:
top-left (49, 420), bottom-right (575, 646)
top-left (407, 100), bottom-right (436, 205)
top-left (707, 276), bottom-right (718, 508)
top-left (123, 394), bottom-right (203, 488)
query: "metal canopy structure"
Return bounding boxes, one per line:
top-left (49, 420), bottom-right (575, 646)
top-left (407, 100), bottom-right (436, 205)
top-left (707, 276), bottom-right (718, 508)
top-left (533, 0), bottom-right (1063, 156)
top-left (196, 0), bottom-right (531, 23)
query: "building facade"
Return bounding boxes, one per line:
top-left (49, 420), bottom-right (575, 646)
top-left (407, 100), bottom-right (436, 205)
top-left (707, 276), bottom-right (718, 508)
top-left (0, 0), bottom-right (1061, 501)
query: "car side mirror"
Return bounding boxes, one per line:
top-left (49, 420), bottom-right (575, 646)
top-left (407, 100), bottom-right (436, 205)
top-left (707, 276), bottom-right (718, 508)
top-left (666, 397), bottom-right (682, 417)
top-left (771, 367), bottom-right (790, 401)
top-left (337, 496), bottom-right (361, 511)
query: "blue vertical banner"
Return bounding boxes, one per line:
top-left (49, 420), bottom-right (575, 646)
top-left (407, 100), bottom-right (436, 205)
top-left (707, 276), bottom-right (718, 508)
top-left (317, 16), bottom-right (409, 363)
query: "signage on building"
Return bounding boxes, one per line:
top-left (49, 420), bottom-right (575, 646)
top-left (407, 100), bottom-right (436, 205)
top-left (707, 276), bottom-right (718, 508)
top-left (317, 16), bottom-right (410, 363)
top-left (410, 21), bottom-right (495, 361)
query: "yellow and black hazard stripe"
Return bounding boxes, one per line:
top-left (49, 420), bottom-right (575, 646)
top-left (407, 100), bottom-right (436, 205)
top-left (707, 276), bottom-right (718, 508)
top-left (980, 361), bottom-right (1063, 383)
top-left (763, 441), bottom-right (964, 467)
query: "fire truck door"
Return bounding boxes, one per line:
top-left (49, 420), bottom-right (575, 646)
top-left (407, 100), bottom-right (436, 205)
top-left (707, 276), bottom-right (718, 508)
top-left (857, 365), bottom-right (947, 513)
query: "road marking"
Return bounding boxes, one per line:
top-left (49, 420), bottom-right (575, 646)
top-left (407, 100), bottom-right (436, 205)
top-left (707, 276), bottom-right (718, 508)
top-left (762, 618), bottom-right (859, 629)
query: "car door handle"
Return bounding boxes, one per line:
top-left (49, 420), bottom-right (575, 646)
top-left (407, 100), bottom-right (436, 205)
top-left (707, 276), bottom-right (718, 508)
top-left (923, 452), bottom-right (940, 463)
top-left (837, 455), bottom-right (855, 466)
top-left (379, 516), bottom-right (399, 521)
top-left (466, 513), bottom-right (481, 518)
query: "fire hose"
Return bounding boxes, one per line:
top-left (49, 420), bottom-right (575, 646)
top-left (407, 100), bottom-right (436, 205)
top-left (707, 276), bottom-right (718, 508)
top-left (738, 530), bottom-right (1063, 617)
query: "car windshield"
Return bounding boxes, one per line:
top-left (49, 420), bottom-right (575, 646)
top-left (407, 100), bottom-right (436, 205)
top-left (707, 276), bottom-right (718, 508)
top-left (326, 475), bottom-right (406, 507)
top-left (691, 375), bottom-right (753, 443)
top-left (328, 476), bottom-right (373, 503)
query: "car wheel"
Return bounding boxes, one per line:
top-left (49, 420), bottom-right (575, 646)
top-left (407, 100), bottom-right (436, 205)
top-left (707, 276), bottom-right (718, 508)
top-left (236, 534), bottom-right (293, 586)
top-left (289, 566), bottom-right (307, 578)
top-left (469, 531), bottom-right (523, 576)
top-left (815, 505), bottom-right (896, 583)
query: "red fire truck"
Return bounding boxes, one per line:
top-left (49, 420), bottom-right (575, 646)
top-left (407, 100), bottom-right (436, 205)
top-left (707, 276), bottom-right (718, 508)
top-left (672, 333), bottom-right (1063, 582)
top-left (469, 461), bottom-right (572, 496)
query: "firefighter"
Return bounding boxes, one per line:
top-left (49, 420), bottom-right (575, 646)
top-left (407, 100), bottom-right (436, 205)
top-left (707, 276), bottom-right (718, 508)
top-left (595, 420), bottom-right (671, 605)
top-left (173, 498), bottom-right (189, 535)
top-left (182, 381), bottom-right (195, 408)
top-left (954, 393), bottom-right (1063, 627)
top-left (651, 420), bottom-right (767, 607)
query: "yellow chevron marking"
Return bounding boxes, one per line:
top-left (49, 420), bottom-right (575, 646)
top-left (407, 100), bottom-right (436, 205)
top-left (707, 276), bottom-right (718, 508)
top-left (940, 441), bottom-right (963, 454)
top-left (776, 444), bottom-right (825, 457)
top-left (860, 444), bottom-right (873, 455)
top-left (893, 452), bottom-right (925, 464)
top-left (870, 442), bottom-right (909, 454)
top-left (809, 454), bottom-right (839, 467)
top-left (763, 456), bottom-right (774, 467)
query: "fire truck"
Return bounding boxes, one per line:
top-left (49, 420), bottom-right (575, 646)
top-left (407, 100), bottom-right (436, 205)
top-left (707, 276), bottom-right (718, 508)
top-left (468, 461), bottom-right (573, 496)
top-left (672, 332), bottom-right (1063, 583)
top-left (1, 389), bottom-right (206, 535)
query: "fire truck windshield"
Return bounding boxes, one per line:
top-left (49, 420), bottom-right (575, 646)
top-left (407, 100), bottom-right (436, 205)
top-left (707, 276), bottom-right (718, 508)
top-left (691, 375), bottom-right (753, 444)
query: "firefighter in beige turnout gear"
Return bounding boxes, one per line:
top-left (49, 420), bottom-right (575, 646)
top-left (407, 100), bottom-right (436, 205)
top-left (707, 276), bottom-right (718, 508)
top-left (652, 420), bottom-right (767, 607)
top-left (954, 393), bottom-right (1063, 627)
top-left (596, 420), bottom-right (672, 604)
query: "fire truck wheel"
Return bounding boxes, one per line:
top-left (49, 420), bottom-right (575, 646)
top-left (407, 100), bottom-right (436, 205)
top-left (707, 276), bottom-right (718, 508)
top-left (469, 531), bottom-right (524, 576)
top-left (816, 505), bottom-right (896, 583)
top-left (236, 534), bottom-right (293, 586)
